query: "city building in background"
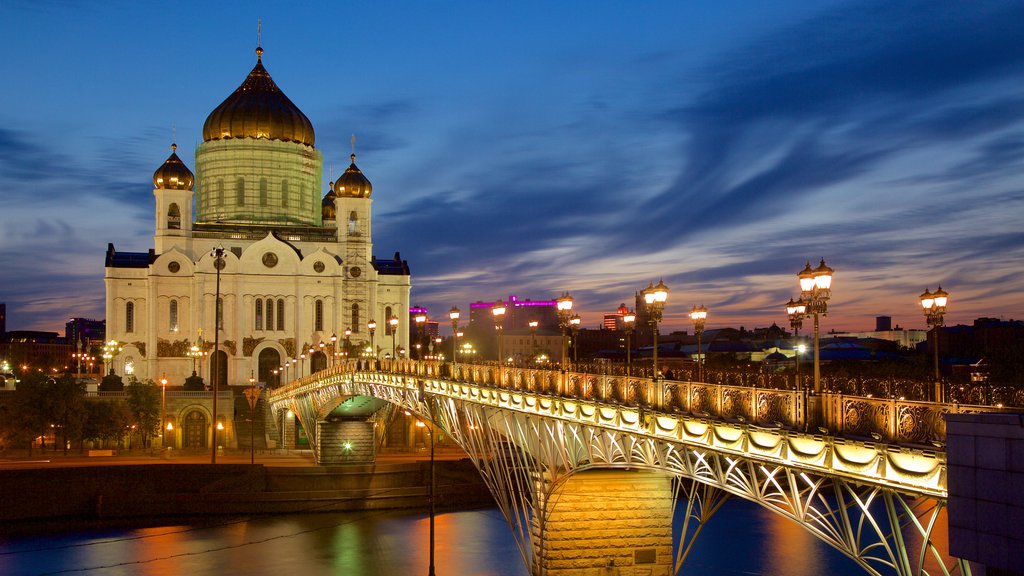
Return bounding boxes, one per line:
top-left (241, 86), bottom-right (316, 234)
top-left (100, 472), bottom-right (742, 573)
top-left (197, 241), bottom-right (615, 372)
top-left (103, 43), bottom-right (411, 387)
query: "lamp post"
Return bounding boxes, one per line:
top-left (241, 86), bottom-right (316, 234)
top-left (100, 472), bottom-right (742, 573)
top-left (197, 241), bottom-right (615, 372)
top-left (492, 299), bottom-right (506, 364)
top-left (159, 374), bottom-right (168, 449)
top-left (556, 292), bottom-right (574, 370)
top-left (329, 334), bottom-right (337, 367)
top-left (344, 327), bottom-right (352, 363)
top-left (798, 260), bottom-right (833, 399)
top-left (415, 418), bottom-right (437, 576)
top-left (414, 312), bottom-right (427, 360)
top-left (528, 320), bottom-right (539, 361)
top-left (623, 310), bottom-right (635, 377)
top-left (449, 307), bottom-right (460, 371)
top-left (690, 304), bottom-right (708, 382)
top-left (388, 316), bottom-right (399, 359)
top-left (642, 281), bottom-right (669, 379)
top-left (920, 286), bottom-right (949, 403)
top-left (368, 320), bottom-right (377, 358)
top-left (786, 298), bottom-right (807, 390)
top-left (569, 314), bottom-right (581, 364)
top-left (102, 339), bottom-right (122, 376)
top-left (245, 372), bottom-right (261, 465)
top-left (210, 245), bottom-right (225, 465)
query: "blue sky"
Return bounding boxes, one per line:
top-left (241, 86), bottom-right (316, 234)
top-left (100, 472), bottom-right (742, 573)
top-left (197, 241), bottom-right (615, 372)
top-left (1, 1), bottom-right (1022, 334)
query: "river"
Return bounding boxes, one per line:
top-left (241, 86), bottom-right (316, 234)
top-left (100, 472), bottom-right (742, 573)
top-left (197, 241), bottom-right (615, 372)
top-left (0, 499), bottom-right (866, 575)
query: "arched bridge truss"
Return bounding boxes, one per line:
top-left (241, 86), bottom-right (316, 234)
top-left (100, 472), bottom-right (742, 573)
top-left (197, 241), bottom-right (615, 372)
top-left (269, 362), bottom-right (976, 576)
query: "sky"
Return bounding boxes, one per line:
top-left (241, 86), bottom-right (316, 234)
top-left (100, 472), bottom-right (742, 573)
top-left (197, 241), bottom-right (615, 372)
top-left (1, 1), bottom-right (1022, 335)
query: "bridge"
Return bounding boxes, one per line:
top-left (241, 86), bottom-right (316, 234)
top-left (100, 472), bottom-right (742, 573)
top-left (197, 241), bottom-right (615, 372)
top-left (267, 359), bottom-right (1001, 576)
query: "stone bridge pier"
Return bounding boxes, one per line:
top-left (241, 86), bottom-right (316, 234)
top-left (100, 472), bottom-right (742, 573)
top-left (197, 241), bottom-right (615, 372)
top-left (534, 470), bottom-right (673, 576)
top-left (317, 419), bottom-right (376, 464)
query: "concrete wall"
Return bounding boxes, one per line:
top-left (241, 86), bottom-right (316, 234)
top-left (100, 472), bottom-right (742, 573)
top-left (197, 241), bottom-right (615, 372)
top-left (946, 412), bottom-right (1024, 576)
top-left (535, 469), bottom-right (673, 576)
top-left (318, 420), bottom-right (375, 464)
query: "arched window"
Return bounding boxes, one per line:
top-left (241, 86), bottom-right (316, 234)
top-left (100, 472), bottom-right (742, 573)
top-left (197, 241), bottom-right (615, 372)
top-left (314, 299), bottom-right (324, 332)
top-left (167, 203), bottom-right (181, 230)
top-left (255, 299), bottom-right (263, 331)
top-left (259, 178), bottom-right (268, 207)
top-left (348, 211), bottom-right (358, 235)
top-left (265, 298), bottom-right (274, 331)
top-left (281, 180), bottom-right (289, 208)
top-left (216, 179), bottom-right (225, 207)
top-left (217, 297), bottom-right (224, 330)
top-left (169, 299), bottom-right (178, 331)
top-left (351, 303), bottom-right (360, 333)
top-left (236, 177), bottom-right (245, 206)
top-left (384, 306), bottom-right (393, 335)
top-left (126, 301), bottom-right (135, 333)
top-left (277, 299), bottom-right (285, 331)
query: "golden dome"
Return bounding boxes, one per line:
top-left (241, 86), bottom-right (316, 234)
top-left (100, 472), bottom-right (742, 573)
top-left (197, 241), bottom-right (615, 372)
top-left (202, 47), bottom-right (315, 146)
top-left (153, 144), bottom-right (194, 190)
top-left (322, 183), bottom-right (337, 220)
top-left (335, 154), bottom-right (372, 198)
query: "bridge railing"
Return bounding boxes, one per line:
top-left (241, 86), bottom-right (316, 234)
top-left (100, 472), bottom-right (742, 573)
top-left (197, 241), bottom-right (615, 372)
top-left (274, 359), bottom-right (1006, 446)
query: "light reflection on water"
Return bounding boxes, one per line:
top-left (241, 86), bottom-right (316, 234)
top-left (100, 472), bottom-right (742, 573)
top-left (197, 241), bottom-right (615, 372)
top-left (0, 501), bottom-right (868, 576)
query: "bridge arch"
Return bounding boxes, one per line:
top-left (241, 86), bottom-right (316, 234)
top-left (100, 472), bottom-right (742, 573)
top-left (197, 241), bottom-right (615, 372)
top-left (270, 362), bottom-right (973, 576)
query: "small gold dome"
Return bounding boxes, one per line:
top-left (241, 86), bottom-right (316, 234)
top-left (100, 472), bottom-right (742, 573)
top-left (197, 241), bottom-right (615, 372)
top-left (153, 144), bottom-right (194, 190)
top-left (322, 183), bottom-right (336, 220)
top-left (202, 47), bottom-right (315, 146)
top-left (334, 154), bottom-right (372, 198)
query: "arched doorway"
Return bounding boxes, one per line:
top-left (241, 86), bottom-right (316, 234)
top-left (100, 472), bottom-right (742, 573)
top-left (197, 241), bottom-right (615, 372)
top-left (182, 410), bottom-right (208, 448)
top-left (310, 351), bottom-right (327, 373)
top-left (210, 350), bottom-right (228, 387)
top-left (258, 348), bottom-right (281, 387)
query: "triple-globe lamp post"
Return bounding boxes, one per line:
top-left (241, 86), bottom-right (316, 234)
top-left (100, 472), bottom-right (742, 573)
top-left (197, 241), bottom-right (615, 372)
top-left (689, 305), bottom-right (708, 382)
top-left (919, 286), bottom-right (949, 403)
top-left (642, 281), bottom-right (669, 378)
top-left (785, 298), bottom-right (808, 389)
top-left (414, 312), bottom-right (427, 360)
top-left (798, 259), bottom-right (834, 407)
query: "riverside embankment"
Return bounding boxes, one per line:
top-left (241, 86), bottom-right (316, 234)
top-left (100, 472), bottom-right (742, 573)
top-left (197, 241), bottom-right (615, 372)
top-left (0, 458), bottom-right (494, 525)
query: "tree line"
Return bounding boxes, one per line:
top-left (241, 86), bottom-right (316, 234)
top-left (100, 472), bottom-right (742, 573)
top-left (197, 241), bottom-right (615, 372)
top-left (0, 372), bottom-right (160, 455)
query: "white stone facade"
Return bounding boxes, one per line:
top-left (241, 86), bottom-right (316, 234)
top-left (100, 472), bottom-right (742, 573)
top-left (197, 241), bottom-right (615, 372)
top-left (104, 51), bottom-right (411, 388)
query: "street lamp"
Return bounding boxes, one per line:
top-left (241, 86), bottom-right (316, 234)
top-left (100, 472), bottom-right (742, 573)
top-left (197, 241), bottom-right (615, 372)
top-left (920, 286), bottom-right (949, 403)
top-left (245, 372), bottom-right (261, 465)
top-left (556, 292), bottom-right (574, 370)
top-left (569, 314), bottom-right (581, 364)
top-left (414, 312), bottom-right (427, 360)
top-left (799, 259), bottom-right (834, 409)
top-left (786, 298), bottom-right (807, 389)
top-left (642, 280), bottom-right (669, 378)
top-left (344, 327), bottom-right (352, 362)
top-left (210, 245), bottom-right (226, 465)
top-left (492, 299), bottom-right (506, 364)
top-left (329, 334), bottom-right (337, 367)
top-left (415, 417), bottom-right (437, 575)
top-left (102, 339), bottom-right (122, 376)
top-left (368, 320), bottom-right (377, 358)
top-left (622, 310), bottom-right (636, 377)
top-left (528, 320), bottom-right (539, 361)
top-left (690, 305), bottom-right (708, 382)
top-left (449, 307), bottom-right (460, 370)
top-left (388, 315), bottom-right (400, 359)
top-left (159, 374), bottom-right (168, 448)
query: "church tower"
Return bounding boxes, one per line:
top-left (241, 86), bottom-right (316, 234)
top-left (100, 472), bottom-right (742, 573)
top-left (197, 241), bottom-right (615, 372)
top-left (334, 151), bottom-right (374, 338)
top-left (153, 143), bottom-right (194, 254)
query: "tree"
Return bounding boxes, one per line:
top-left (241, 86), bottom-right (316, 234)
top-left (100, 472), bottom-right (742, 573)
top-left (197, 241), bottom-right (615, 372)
top-left (8, 372), bottom-right (55, 456)
top-left (125, 377), bottom-right (160, 447)
top-left (50, 374), bottom-right (86, 454)
top-left (82, 400), bottom-right (132, 449)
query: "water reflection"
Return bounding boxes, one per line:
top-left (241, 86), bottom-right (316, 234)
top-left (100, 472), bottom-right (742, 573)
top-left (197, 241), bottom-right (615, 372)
top-left (0, 501), bottom-right (876, 576)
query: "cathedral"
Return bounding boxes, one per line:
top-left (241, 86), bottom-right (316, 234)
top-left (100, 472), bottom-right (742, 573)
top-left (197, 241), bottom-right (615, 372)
top-left (104, 44), bottom-right (411, 388)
